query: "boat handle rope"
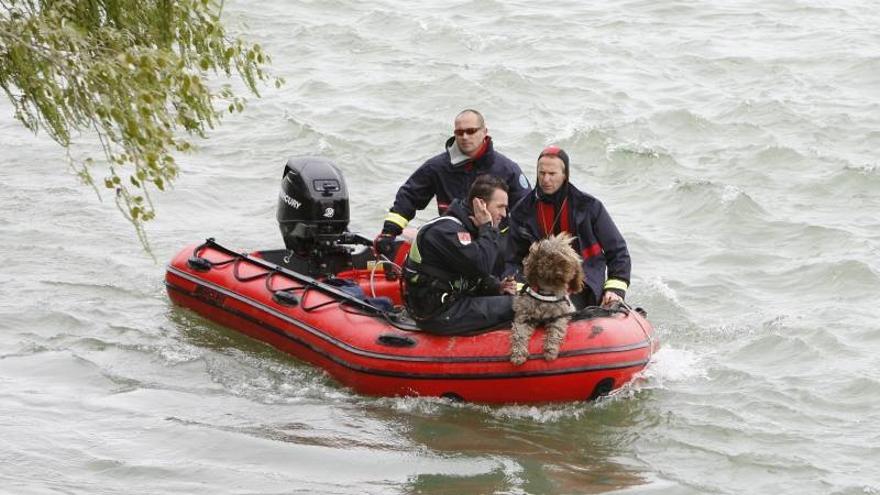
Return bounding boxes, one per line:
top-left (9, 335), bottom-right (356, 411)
top-left (620, 299), bottom-right (654, 363)
top-left (370, 254), bottom-right (403, 299)
top-left (232, 251), bottom-right (347, 312)
top-left (263, 269), bottom-right (333, 312)
top-left (232, 256), bottom-right (275, 283)
top-left (263, 269), bottom-right (306, 295)
top-left (262, 269), bottom-right (307, 307)
top-left (187, 238), bottom-right (389, 316)
top-left (188, 238), bottom-right (236, 271)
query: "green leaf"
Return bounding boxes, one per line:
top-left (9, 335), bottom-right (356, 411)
top-left (0, 0), bottom-right (277, 252)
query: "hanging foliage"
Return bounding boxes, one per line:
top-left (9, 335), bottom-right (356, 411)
top-left (0, 0), bottom-right (282, 249)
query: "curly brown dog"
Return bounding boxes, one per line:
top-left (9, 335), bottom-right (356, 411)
top-left (510, 233), bottom-right (585, 365)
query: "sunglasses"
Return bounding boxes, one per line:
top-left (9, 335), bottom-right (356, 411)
top-left (453, 127), bottom-right (483, 137)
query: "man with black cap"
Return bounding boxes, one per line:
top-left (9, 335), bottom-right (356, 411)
top-left (374, 109), bottom-right (530, 258)
top-left (507, 146), bottom-right (631, 308)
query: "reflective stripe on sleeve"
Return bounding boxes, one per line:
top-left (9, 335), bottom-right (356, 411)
top-left (603, 278), bottom-right (629, 292)
top-left (384, 212), bottom-right (409, 230)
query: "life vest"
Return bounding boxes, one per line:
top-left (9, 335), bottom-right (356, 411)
top-left (402, 216), bottom-right (478, 320)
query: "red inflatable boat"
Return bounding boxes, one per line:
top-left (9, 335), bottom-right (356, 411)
top-left (165, 157), bottom-right (658, 404)
top-left (166, 238), bottom-right (658, 404)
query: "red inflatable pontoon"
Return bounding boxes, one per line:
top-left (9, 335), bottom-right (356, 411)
top-left (166, 239), bottom-right (658, 404)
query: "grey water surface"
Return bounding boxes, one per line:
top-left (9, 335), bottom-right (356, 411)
top-left (1, 1), bottom-right (879, 494)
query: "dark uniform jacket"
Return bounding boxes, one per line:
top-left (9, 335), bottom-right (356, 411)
top-left (403, 199), bottom-right (506, 320)
top-left (507, 185), bottom-right (631, 302)
top-left (384, 137), bottom-right (529, 234)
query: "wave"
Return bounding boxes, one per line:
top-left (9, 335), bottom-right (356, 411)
top-left (605, 141), bottom-right (680, 172)
top-left (646, 108), bottom-right (725, 137)
top-left (763, 221), bottom-right (868, 258)
top-left (752, 144), bottom-right (807, 166)
top-left (718, 98), bottom-right (810, 128)
top-left (825, 163), bottom-right (880, 194)
top-left (662, 178), bottom-right (768, 224)
top-left (840, 56), bottom-right (880, 86)
top-left (766, 258), bottom-right (880, 295)
top-left (730, 333), bottom-right (824, 366)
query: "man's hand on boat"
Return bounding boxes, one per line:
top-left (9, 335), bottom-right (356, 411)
top-left (373, 219), bottom-right (402, 259)
top-left (601, 290), bottom-right (622, 308)
top-left (373, 233), bottom-right (396, 259)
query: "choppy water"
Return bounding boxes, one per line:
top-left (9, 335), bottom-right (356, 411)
top-left (2, 1), bottom-right (879, 493)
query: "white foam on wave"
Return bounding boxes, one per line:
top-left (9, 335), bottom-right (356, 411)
top-left (382, 395), bottom-right (447, 415)
top-left (605, 140), bottom-right (664, 160)
top-left (721, 184), bottom-right (743, 203)
top-left (156, 341), bottom-right (204, 365)
top-left (207, 349), bottom-right (350, 404)
top-left (491, 403), bottom-right (590, 423)
top-left (546, 122), bottom-right (587, 145)
top-left (373, 350), bottom-right (708, 423)
top-left (483, 347), bottom-right (710, 421)
top-left (641, 346), bottom-right (708, 385)
top-left (376, 393), bottom-right (594, 423)
top-left (643, 276), bottom-right (680, 305)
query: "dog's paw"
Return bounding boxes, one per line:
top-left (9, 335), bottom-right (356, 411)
top-left (510, 351), bottom-right (528, 366)
top-left (543, 349), bottom-right (559, 361)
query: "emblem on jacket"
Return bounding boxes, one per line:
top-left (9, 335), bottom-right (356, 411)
top-left (457, 232), bottom-right (472, 245)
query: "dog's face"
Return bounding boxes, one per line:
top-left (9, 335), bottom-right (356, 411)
top-left (522, 232), bottom-right (585, 294)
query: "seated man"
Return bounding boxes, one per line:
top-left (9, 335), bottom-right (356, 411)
top-left (507, 146), bottom-right (631, 308)
top-left (402, 175), bottom-right (516, 335)
top-left (375, 109), bottom-right (530, 258)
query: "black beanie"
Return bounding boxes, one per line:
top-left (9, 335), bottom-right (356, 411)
top-left (538, 145), bottom-right (570, 178)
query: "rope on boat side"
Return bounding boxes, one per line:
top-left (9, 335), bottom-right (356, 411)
top-left (620, 300), bottom-right (654, 363)
top-left (369, 254), bottom-right (402, 299)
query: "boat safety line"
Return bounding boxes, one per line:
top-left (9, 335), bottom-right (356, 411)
top-left (168, 280), bottom-right (649, 380)
top-left (166, 268), bottom-right (651, 364)
top-left (192, 238), bottom-right (387, 316)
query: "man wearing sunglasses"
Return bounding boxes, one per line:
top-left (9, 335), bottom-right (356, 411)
top-left (375, 109), bottom-right (529, 259)
top-left (507, 146), bottom-right (631, 309)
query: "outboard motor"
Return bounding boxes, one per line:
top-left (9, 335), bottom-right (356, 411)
top-left (274, 157), bottom-right (374, 277)
top-left (278, 157), bottom-right (350, 254)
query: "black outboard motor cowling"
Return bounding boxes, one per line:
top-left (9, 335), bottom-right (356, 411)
top-left (277, 157), bottom-right (350, 254)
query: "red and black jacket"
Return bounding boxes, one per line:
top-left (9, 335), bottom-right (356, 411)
top-left (506, 185), bottom-right (631, 300)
